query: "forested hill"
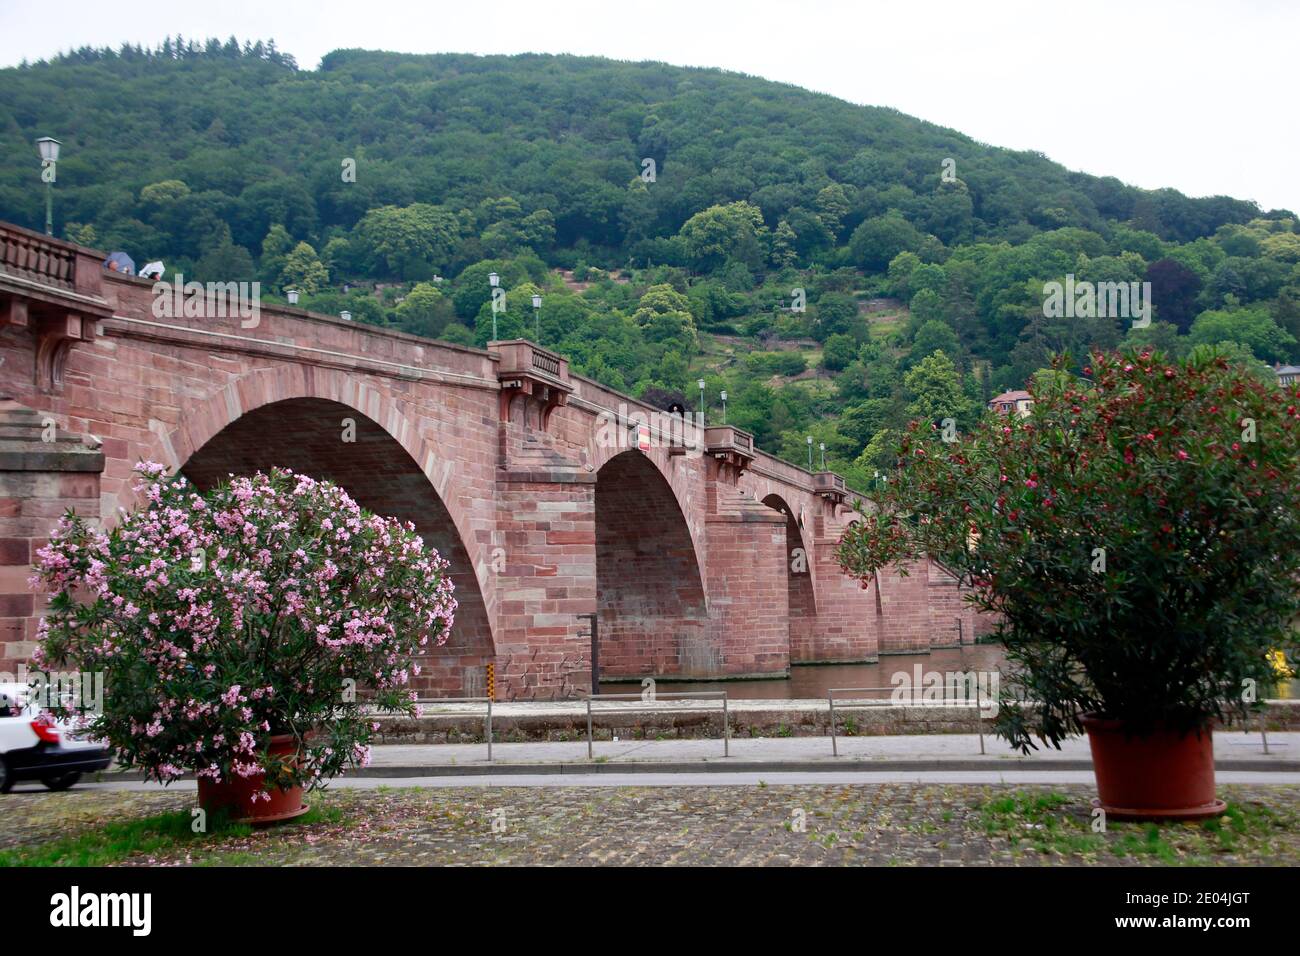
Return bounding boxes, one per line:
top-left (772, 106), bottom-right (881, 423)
top-left (2, 41), bottom-right (1298, 489)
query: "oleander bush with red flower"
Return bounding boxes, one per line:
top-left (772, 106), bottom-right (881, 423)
top-left (32, 463), bottom-right (456, 792)
top-left (837, 346), bottom-right (1300, 751)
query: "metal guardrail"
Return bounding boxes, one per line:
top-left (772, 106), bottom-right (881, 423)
top-left (582, 691), bottom-right (729, 758)
top-left (827, 685), bottom-right (987, 757)
top-left (414, 696), bottom-right (494, 761)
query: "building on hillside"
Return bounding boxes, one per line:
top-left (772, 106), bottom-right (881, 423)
top-left (988, 389), bottom-right (1033, 417)
top-left (1275, 364), bottom-right (1300, 388)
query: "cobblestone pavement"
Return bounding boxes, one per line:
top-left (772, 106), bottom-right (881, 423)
top-left (2, 784), bottom-right (1297, 866)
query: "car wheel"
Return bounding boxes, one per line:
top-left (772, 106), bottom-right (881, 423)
top-left (0, 756), bottom-right (12, 794)
top-left (40, 772), bottom-right (81, 791)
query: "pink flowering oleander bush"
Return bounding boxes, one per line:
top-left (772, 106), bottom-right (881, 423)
top-left (32, 463), bottom-right (456, 793)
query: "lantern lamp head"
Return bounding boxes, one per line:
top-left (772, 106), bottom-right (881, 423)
top-left (36, 137), bottom-right (61, 164)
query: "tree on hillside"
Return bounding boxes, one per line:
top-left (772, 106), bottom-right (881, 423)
top-left (193, 224), bottom-right (256, 284)
top-left (278, 241), bottom-right (329, 294)
top-left (259, 224), bottom-right (295, 287)
top-left (355, 203), bottom-right (462, 280)
top-left (1188, 305), bottom-right (1297, 363)
top-left (678, 202), bottom-right (768, 271)
top-left (632, 283), bottom-right (697, 355)
top-left (1146, 258), bottom-right (1203, 332)
top-left (813, 291), bottom-right (860, 342)
top-left (395, 282), bottom-right (455, 338)
top-left (849, 213), bottom-right (933, 272)
top-left (910, 320), bottom-right (962, 364)
top-left (822, 333), bottom-right (858, 371)
top-left (904, 350), bottom-right (975, 428)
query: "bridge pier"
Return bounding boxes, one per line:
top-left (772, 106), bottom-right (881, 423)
top-left (492, 470), bottom-right (596, 701)
top-left (0, 400), bottom-right (103, 672)
top-left (700, 493), bottom-right (791, 678)
top-left (804, 530), bottom-right (882, 663)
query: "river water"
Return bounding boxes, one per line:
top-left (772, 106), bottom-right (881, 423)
top-left (623, 644), bottom-right (1010, 700)
top-left (628, 643), bottom-right (1298, 701)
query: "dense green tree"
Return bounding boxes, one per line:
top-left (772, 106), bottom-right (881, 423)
top-left (812, 291), bottom-right (859, 341)
top-left (193, 224), bottom-right (256, 284)
top-left (678, 201), bottom-right (768, 271)
top-left (394, 282), bottom-right (455, 338)
top-left (849, 214), bottom-right (932, 272)
top-left (259, 224), bottom-right (295, 286)
top-left (1188, 305), bottom-right (1297, 362)
top-left (822, 333), bottom-right (858, 371)
top-left (354, 203), bottom-right (462, 280)
top-left (904, 350), bottom-right (975, 428)
top-left (911, 319), bottom-right (962, 362)
top-left (278, 241), bottom-right (329, 293)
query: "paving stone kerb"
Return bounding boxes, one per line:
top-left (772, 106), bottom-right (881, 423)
top-left (0, 225), bottom-right (993, 699)
top-left (372, 697), bottom-right (1300, 744)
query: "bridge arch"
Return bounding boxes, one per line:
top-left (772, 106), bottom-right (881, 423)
top-left (594, 449), bottom-right (710, 678)
top-left (761, 492), bottom-right (818, 660)
top-left (143, 366), bottom-right (498, 697)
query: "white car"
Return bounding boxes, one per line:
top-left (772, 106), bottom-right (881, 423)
top-left (0, 683), bottom-right (111, 793)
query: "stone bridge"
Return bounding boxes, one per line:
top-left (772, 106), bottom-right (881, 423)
top-left (0, 223), bottom-right (982, 698)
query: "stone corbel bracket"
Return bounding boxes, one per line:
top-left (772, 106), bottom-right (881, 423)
top-left (32, 312), bottom-right (95, 393)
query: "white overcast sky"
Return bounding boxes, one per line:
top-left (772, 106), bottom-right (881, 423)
top-left (2, 0), bottom-right (1295, 214)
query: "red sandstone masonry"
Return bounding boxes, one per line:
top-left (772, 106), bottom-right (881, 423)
top-left (0, 235), bottom-right (993, 695)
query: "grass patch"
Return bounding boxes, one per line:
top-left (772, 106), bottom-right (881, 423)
top-left (977, 789), bottom-right (1292, 864)
top-left (0, 800), bottom-right (344, 867)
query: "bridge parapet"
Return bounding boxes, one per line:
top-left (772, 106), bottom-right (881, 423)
top-left (704, 424), bottom-right (754, 482)
top-left (0, 222), bottom-right (102, 296)
top-left (490, 338), bottom-right (572, 429)
top-left (813, 470), bottom-right (848, 505)
top-left (0, 223), bottom-right (113, 393)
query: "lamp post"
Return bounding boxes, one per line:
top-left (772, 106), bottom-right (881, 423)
top-left (806, 435), bottom-right (813, 470)
top-left (819, 441), bottom-right (826, 470)
top-left (720, 389), bottom-right (727, 425)
top-left (340, 310), bottom-right (352, 322)
top-left (697, 379), bottom-right (706, 424)
top-left (36, 137), bottom-right (61, 236)
top-left (285, 289), bottom-right (300, 306)
top-left (531, 294), bottom-right (542, 343)
top-left (488, 272), bottom-right (500, 340)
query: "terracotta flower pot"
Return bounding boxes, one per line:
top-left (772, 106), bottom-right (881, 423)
top-left (196, 734), bottom-right (309, 825)
top-left (1081, 714), bottom-right (1226, 821)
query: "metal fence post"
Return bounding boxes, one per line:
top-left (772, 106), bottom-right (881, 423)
top-left (586, 696), bottom-right (593, 760)
top-left (829, 694), bottom-right (838, 757)
top-left (975, 679), bottom-right (986, 755)
top-left (722, 694), bottom-right (729, 757)
top-left (486, 696), bottom-right (493, 763)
